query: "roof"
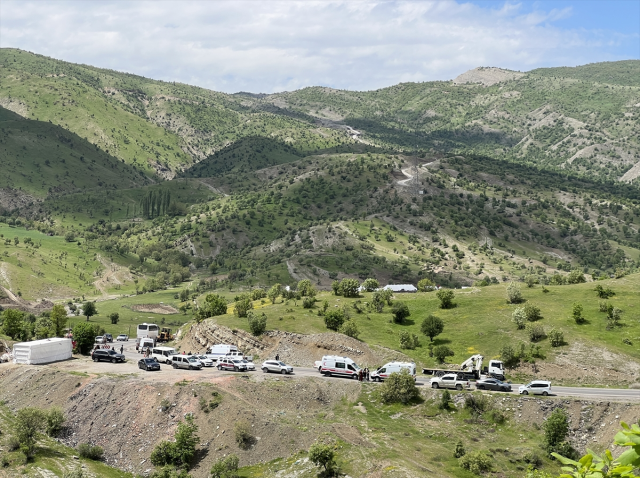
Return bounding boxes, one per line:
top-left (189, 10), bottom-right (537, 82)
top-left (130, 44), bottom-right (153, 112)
top-left (383, 284), bottom-right (417, 292)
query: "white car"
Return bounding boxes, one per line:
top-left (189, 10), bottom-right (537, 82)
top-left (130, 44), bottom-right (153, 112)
top-left (242, 359), bottom-right (255, 371)
top-left (262, 360), bottom-right (293, 374)
top-left (116, 334), bottom-right (128, 341)
top-left (195, 355), bottom-right (214, 367)
top-left (95, 336), bottom-right (106, 344)
top-left (519, 380), bottom-right (551, 396)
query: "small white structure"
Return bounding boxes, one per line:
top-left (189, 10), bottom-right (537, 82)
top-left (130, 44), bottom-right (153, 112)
top-left (13, 338), bottom-right (73, 365)
top-left (383, 284), bottom-right (417, 293)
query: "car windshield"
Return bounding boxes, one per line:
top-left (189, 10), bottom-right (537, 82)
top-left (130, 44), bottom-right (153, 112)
top-left (197, 355), bottom-right (208, 360)
top-left (351, 363), bottom-right (360, 370)
top-left (278, 362), bottom-right (287, 366)
top-left (242, 360), bottom-right (249, 363)
top-left (107, 350), bottom-right (117, 355)
top-left (143, 359), bottom-right (155, 363)
top-left (187, 357), bottom-right (199, 363)
top-left (232, 360), bottom-right (242, 364)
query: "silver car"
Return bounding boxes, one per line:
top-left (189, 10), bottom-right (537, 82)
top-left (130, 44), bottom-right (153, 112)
top-left (242, 359), bottom-right (256, 371)
top-left (261, 360), bottom-right (293, 374)
top-left (195, 355), bottom-right (215, 367)
top-left (170, 355), bottom-right (203, 370)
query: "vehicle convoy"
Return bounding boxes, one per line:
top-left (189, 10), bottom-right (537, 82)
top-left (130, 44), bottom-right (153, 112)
top-left (157, 327), bottom-right (174, 342)
top-left (475, 377), bottom-right (512, 392)
top-left (422, 354), bottom-right (505, 380)
top-left (316, 355), bottom-right (361, 379)
top-left (370, 362), bottom-right (416, 382)
top-left (430, 373), bottom-right (470, 390)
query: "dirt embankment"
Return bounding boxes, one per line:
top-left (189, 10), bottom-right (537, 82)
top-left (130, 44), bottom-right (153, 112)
top-left (0, 286), bottom-right (54, 314)
top-left (131, 304), bottom-right (179, 314)
top-left (0, 364), bottom-right (360, 478)
top-left (181, 320), bottom-right (412, 368)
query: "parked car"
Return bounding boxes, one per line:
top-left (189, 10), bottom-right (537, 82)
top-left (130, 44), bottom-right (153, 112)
top-left (138, 358), bottom-right (160, 371)
top-left (95, 336), bottom-right (106, 345)
top-left (92, 349), bottom-right (126, 363)
top-left (475, 378), bottom-right (512, 392)
top-left (194, 355), bottom-right (214, 367)
top-left (429, 373), bottom-right (470, 390)
top-left (170, 355), bottom-right (203, 370)
top-left (519, 380), bottom-right (551, 396)
top-left (217, 357), bottom-right (247, 372)
top-left (241, 359), bottom-right (255, 371)
top-left (116, 334), bottom-right (129, 341)
top-left (104, 334), bottom-right (113, 343)
top-left (261, 360), bottom-right (293, 374)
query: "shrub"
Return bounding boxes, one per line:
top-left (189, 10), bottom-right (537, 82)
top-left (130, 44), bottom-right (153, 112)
top-left (599, 300), bottom-right (609, 312)
top-left (14, 407), bottom-right (46, 458)
top-left (331, 280), bottom-right (341, 295)
top-left (233, 294), bottom-right (253, 318)
top-left (464, 393), bottom-right (489, 419)
top-left (548, 328), bottom-right (565, 347)
top-left (339, 320), bottom-right (360, 339)
top-left (0, 454), bottom-right (9, 468)
top-left (196, 293), bottom-right (228, 321)
top-left (302, 296), bottom-right (315, 309)
top-left (251, 288), bottom-right (266, 301)
top-left (420, 314), bottom-right (444, 342)
top-left (371, 290), bottom-right (390, 312)
top-left (210, 454), bottom-right (239, 478)
top-left (361, 278), bottom-right (380, 292)
top-left (525, 275), bottom-right (537, 288)
top-left (572, 303), bottom-right (585, 324)
top-left (45, 407), bottom-right (65, 437)
top-left (308, 442), bottom-right (338, 475)
top-left (109, 312), bottom-right (119, 325)
top-left (453, 441), bottom-right (466, 458)
top-left (499, 344), bottom-right (520, 369)
top-left (247, 311), bottom-right (267, 336)
top-left (459, 451), bottom-right (492, 474)
top-left (486, 409), bottom-right (507, 425)
top-left (523, 451), bottom-right (542, 469)
top-left (543, 408), bottom-right (570, 456)
top-left (512, 307), bottom-right (526, 329)
top-left (62, 469), bottom-right (84, 478)
top-left (267, 283), bottom-right (282, 304)
top-left (506, 282), bottom-right (523, 304)
top-left (297, 279), bottom-right (316, 297)
top-left (234, 419), bottom-right (252, 449)
top-left (438, 389), bottom-right (452, 411)
top-left (399, 331), bottom-right (419, 350)
top-left (433, 345), bottom-right (454, 363)
top-left (379, 369), bottom-right (420, 404)
top-left (417, 278), bottom-right (436, 292)
top-left (523, 302), bottom-right (542, 321)
top-left (324, 310), bottom-right (346, 331)
top-left (594, 284), bottom-right (615, 299)
top-left (6, 435), bottom-right (20, 451)
top-left (566, 270), bottom-right (586, 284)
top-left (391, 301), bottom-right (410, 324)
top-left (339, 278), bottom-right (360, 297)
top-left (77, 443), bottom-right (103, 460)
top-left (526, 323), bottom-right (545, 342)
top-left (436, 289), bottom-right (455, 309)
top-left (606, 306), bottom-right (623, 328)
top-left (150, 415), bottom-right (198, 469)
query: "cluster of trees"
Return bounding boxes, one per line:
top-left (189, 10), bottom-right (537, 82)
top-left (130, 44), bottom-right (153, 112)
top-left (1, 305), bottom-right (68, 341)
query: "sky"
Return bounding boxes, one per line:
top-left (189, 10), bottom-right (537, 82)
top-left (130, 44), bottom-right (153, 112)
top-left (0, 0), bottom-right (638, 94)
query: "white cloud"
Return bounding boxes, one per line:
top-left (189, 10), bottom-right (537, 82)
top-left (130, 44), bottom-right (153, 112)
top-left (0, 0), bottom-right (633, 93)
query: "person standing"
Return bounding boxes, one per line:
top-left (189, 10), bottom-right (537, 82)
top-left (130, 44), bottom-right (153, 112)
top-left (275, 354), bottom-right (280, 361)
top-left (120, 345), bottom-right (124, 354)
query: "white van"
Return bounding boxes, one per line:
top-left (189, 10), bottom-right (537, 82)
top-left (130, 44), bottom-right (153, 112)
top-left (138, 337), bottom-right (154, 353)
top-left (152, 346), bottom-right (177, 363)
top-left (318, 355), bottom-right (361, 379)
top-left (370, 362), bottom-right (416, 382)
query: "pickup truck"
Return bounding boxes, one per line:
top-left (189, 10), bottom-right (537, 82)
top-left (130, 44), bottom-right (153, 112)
top-left (429, 373), bottom-right (470, 391)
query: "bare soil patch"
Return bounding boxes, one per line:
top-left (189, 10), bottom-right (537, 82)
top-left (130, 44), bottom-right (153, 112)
top-left (131, 304), bottom-right (179, 314)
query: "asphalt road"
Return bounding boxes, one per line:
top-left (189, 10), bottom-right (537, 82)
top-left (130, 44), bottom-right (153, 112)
top-left (96, 342), bottom-right (640, 401)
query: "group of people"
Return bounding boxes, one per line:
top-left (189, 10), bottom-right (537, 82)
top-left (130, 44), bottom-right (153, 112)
top-left (94, 344), bottom-right (124, 354)
top-left (358, 368), bottom-right (371, 382)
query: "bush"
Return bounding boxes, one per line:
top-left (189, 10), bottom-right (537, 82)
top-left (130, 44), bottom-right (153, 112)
top-left (62, 469), bottom-right (84, 478)
top-left (543, 408), bottom-right (570, 456)
top-left (233, 294), bottom-right (253, 318)
top-left (234, 419), bottom-right (252, 449)
top-left (150, 415), bottom-right (198, 469)
top-left (526, 323), bottom-right (545, 342)
top-left (0, 454), bottom-right (9, 468)
top-left (453, 441), bottom-right (466, 458)
top-left (548, 328), bottom-right (565, 347)
top-left (523, 302), bottom-right (542, 321)
top-left (251, 288), bottom-right (266, 301)
top-left (464, 393), bottom-right (489, 419)
top-left (109, 312), bottom-right (119, 325)
top-left (14, 407), bottom-right (46, 458)
top-left (436, 289), bottom-right (455, 309)
top-left (499, 344), bottom-right (520, 369)
top-left (302, 296), bottom-right (315, 309)
top-left (361, 278), bottom-right (379, 292)
top-left (324, 310), bottom-right (346, 331)
top-left (371, 290), bottom-right (391, 312)
top-left (433, 345), bottom-right (454, 363)
top-left (246, 311), bottom-right (267, 336)
top-left (77, 443), bottom-right (103, 460)
top-left (45, 407), bottom-right (65, 437)
top-left (297, 279), bottom-right (316, 297)
top-left (399, 331), bottom-right (419, 350)
top-left (572, 303), bottom-right (585, 324)
top-left (210, 454), bottom-right (239, 478)
top-left (417, 278), bottom-right (436, 292)
top-left (391, 301), bottom-right (410, 324)
top-left (339, 320), bottom-right (360, 339)
top-left (196, 293), bottom-right (228, 321)
top-left (512, 307), bottom-right (526, 329)
top-left (523, 451), bottom-right (542, 469)
top-left (438, 390), bottom-right (452, 410)
top-left (606, 306), bottom-right (623, 328)
top-left (420, 314), bottom-right (444, 342)
top-left (339, 278), bottom-right (360, 298)
top-left (566, 270), bottom-right (586, 284)
top-left (594, 284), bottom-right (615, 299)
top-left (459, 451), bottom-right (492, 474)
top-left (486, 409), bottom-right (507, 425)
top-left (379, 369), bottom-right (420, 404)
top-left (506, 282), bottom-right (523, 304)
top-left (6, 435), bottom-right (20, 451)
top-left (308, 442), bottom-right (338, 476)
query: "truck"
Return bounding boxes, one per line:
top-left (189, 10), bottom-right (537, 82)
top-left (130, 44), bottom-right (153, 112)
top-left (157, 328), bottom-right (174, 342)
top-left (422, 354), bottom-right (505, 381)
top-left (429, 373), bottom-right (470, 390)
top-left (205, 344), bottom-right (249, 361)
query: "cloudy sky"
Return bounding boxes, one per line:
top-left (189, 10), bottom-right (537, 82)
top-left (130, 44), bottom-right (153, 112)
top-left (1, 0), bottom-right (638, 93)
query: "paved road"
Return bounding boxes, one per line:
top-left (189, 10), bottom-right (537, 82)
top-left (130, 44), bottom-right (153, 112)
top-left (89, 342), bottom-right (640, 401)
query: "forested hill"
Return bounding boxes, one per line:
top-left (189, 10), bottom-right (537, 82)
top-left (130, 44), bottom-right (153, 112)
top-left (1, 48), bottom-right (639, 185)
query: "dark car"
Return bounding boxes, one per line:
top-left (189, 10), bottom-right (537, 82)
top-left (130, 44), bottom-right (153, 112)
top-left (138, 358), bottom-right (160, 371)
top-left (91, 349), bottom-right (126, 363)
top-left (475, 378), bottom-right (512, 392)
top-left (104, 333), bottom-right (113, 343)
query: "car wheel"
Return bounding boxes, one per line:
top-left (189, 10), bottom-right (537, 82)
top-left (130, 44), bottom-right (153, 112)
top-left (112, 358), bottom-right (117, 364)
top-left (217, 365), bottom-right (221, 370)
top-left (522, 390), bottom-right (528, 395)
top-left (172, 363), bottom-right (178, 369)
top-left (92, 357), bottom-right (98, 362)
top-left (477, 385), bottom-right (484, 390)
top-left (262, 367), bottom-right (268, 373)
top-left (432, 382), bottom-right (439, 389)
top-left (281, 369), bottom-right (286, 375)
top-left (234, 366), bottom-right (238, 372)
top-left (456, 384), bottom-right (463, 391)
top-left (542, 391), bottom-right (548, 396)
top-left (352, 374), bottom-right (358, 380)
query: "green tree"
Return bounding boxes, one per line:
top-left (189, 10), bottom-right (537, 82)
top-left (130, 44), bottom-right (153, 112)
top-left (548, 328), bottom-right (565, 347)
top-left (523, 302), bottom-right (542, 321)
top-left (151, 415), bottom-right (199, 469)
top-left (324, 310), bottom-right (345, 331)
top-left (526, 323), bottom-right (545, 342)
top-left (210, 454), bottom-right (239, 478)
top-left (34, 316), bottom-right (53, 339)
top-left (361, 278), bottom-right (380, 292)
top-left (567, 270), bottom-right (586, 284)
top-left (506, 282), bottom-right (523, 304)
top-left (2, 309), bottom-right (25, 339)
top-left (331, 280), bottom-right (341, 295)
top-left (543, 408), bottom-right (572, 457)
top-left (50, 304), bottom-right (68, 337)
top-left (339, 320), bottom-right (360, 339)
top-left (308, 442), bottom-right (338, 476)
top-left (267, 283), bottom-right (282, 304)
top-left (499, 344), bottom-right (520, 369)
top-left (339, 278), bottom-right (360, 298)
top-left (420, 314), bottom-right (444, 342)
top-left (436, 289), bottom-right (455, 309)
top-left (572, 302), bottom-right (585, 324)
top-left (14, 407), bottom-right (46, 458)
top-left (297, 279), bottom-right (316, 297)
top-left (233, 294), bottom-right (253, 318)
top-left (109, 312), bottom-right (119, 325)
top-left (399, 331), bottom-right (419, 350)
top-left (82, 301), bottom-right (97, 322)
top-left (72, 322), bottom-right (96, 355)
top-left (391, 301), bottom-right (410, 324)
top-left (247, 311), bottom-right (267, 336)
top-left (417, 278), bottom-right (436, 292)
top-left (45, 407), bottom-right (65, 437)
top-left (379, 369), bottom-right (420, 404)
top-left (433, 345), bottom-right (454, 363)
top-left (512, 307), bottom-right (526, 329)
top-left (196, 293), bottom-right (228, 321)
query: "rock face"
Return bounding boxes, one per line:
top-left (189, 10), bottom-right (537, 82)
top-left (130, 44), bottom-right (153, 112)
top-left (453, 67), bottom-right (525, 86)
